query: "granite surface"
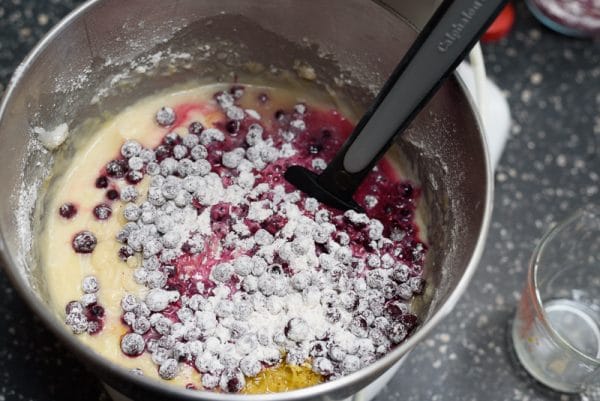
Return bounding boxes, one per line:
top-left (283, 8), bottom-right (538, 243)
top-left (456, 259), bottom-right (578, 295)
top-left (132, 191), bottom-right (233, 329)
top-left (0, 1), bottom-right (598, 400)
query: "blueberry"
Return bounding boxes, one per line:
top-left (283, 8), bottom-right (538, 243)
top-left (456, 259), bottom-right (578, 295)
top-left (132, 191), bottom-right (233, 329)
top-left (95, 176), bottom-right (108, 189)
top-left (139, 149), bottom-right (156, 163)
top-left (59, 203), bottom-right (77, 219)
top-left (81, 275), bottom-right (99, 293)
top-left (349, 316), bottom-right (369, 338)
top-left (93, 203), bottom-right (112, 220)
top-left (156, 107), bottom-right (176, 126)
top-left (121, 140), bottom-right (142, 158)
top-left (133, 317), bottom-right (151, 334)
top-left (211, 263), bottom-right (234, 283)
top-left (106, 189), bottom-right (120, 200)
top-left (190, 145), bottom-right (208, 160)
top-left (154, 145), bottom-right (172, 162)
top-left (120, 333), bottom-right (145, 356)
top-left (188, 121), bottom-right (204, 135)
top-left (106, 159), bottom-right (128, 178)
top-left (387, 323), bottom-right (408, 344)
top-left (158, 358), bottom-right (179, 380)
top-left (72, 231), bottom-right (97, 253)
top-left (120, 186), bottom-right (139, 202)
top-left (342, 355), bottom-right (361, 374)
top-left (201, 373), bottom-right (220, 389)
top-left (121, 294), bottom-right (139, 312)
top-left (312, 357), bottom-right (334, 376)
top-left (65, 300), bottom-right (84, 315)
top-left (309, 341), bottom-right (327, 358)
top-left (225, 120), bottom-right (240, 135)
top-left (123, 203), bottom-right (141, 222)
top-left (366, 269), bottom-right (386, 289)
top-left (286, 347), bottom-right (309, 366)
top-left (128, 156), bottom-right (144, 171)
top-left (172, 144), bottom-right (188, 160)
top-left (284, 317), bottom-right (309, 341)
top-left (239, 356), bottom-right (261, 377)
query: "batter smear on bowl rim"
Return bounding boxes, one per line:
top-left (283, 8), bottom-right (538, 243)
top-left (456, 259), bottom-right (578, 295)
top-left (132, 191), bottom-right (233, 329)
top-left (39, 83), bottom-right (427, 393)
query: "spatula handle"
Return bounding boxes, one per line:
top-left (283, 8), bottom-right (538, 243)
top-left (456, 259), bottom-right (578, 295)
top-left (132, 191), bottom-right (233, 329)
top-left (318, 0), bottom-right (508, 195)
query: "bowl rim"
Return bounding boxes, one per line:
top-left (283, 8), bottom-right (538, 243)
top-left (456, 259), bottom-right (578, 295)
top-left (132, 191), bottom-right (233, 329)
top-left (0, 0), bottom-right (494, 399)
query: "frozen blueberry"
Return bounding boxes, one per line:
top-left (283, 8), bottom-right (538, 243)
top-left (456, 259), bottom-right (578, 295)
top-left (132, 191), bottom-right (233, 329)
top-left (172, 144), bottom-right (188, 160)
top-left (342, 355), bottom-right (361, 374)
top-left (241, 276), bottom-right (258, 293)
top-left (285, 317), bottom-right (309, 341)
top-left (309, 341), bottom-right (327, 358)
top-left (246, 124), bottom-right (264, 145)
top-left (188, 121), bottom-right (204, 135)
top-left (409, 277), bottom-right (425, 294)
top-left (219, 368), bottom-right (245, 393)
top-left (192, 159), bottom-right (212, 176)
top-left (143, 239), bottom-right (163, 259)
top-left (139, 149), bottom-right (156, 163)
top-left (233, 256), bottom-right (252, 277)
top-left (366, 269), bottom-right (386, 289)
top-left (349, 317), bottom-right (369, 338)
top-left (126, 170), bottom-right (144, 184)
top-left (125, 155), bottom-right (143, 172)
top-left (324, 307), bottom-right (342, 324)
top-left (106, 159), bottom-right (128, 178)
top-left (339, 291), bottom-right (358, 311)
top-left (146, 162), bottom-right (160, 176)
top-left (158, 358), bottom-right (179, 380)
top-left (222, 148), bottom-right (245, 169)
top-left (133, 316), bottom-right (151, 334)
top-left (257, 275), bottom-right (275, 296)
top-left (239, 355), bottom-right (261, 377)
top-left (291, 271), bottom-right (311, 291)
top-left (82, 275), bottom-right (99, 293)
top-left (211, 263), bottom-right (234, 283)
top-left (145, 289), bottom-right (178, 312)
top-left (121, 333), bottom-right (145, 356)
top-left (388, 323), bottom-right (408, 344)
top-left (80, 293), bottom-right (97, 307)
top-left (65, 301), bottom-right (84, 315)
top-left (201, 373), bottom-right (219, 389)
top-left (145, 270), bottom-right (168, 289)
top-left (121, 140), bottom-right (142, 158)
top-left (190, 145), bottom-right (208, 161)
top-left (66, 312), bottom-right (89, 334)
top-left (72, 231), bottom-right (97, 253)
top-left (391, 264), bottom-right (410, 283)
top-left (176, 159), bottom-right (194, 178)
top-left (120, 186), bottom-right (139, 202)
top-left (312, 357), bottom-right (334, 376)
top-left (123, 203), bottom-right (141, 222)
top-left (93, 203), bottom-right (112, 221)
top-left (286, 347), bottom-right (309, 366)
top-left (160, 157), bottom-right (178, 177)
top-left (59, 203), bottom-right (77, 219)
top-left (121, 294), bottom-right (138, 312)
top-left (161, 231), bottom-right (181, 249)
top-left (156, 107), bottom-right (176, 126)
top-left (397, 283), bottom-right (413, 300)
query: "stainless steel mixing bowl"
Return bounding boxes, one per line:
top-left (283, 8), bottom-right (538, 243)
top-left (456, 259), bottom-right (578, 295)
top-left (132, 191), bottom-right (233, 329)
top-left (0, 1), bottom-right (493, 400)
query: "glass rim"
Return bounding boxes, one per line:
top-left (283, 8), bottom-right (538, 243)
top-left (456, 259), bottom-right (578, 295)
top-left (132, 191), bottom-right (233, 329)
top-left (530, 205), bottom-right (600, 365)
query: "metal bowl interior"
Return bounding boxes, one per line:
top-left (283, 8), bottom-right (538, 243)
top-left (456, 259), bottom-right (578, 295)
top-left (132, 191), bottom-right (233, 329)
top-left (0, 0), bottom-right (492, 400)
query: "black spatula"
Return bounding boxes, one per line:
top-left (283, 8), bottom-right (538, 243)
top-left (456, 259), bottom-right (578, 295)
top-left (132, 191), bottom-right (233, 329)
top-left (285, 0), bottom-right (507, 211)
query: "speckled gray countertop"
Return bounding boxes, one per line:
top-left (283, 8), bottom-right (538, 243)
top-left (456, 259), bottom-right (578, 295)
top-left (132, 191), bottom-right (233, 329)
top-left (0, 1), bottom-right (598, 400)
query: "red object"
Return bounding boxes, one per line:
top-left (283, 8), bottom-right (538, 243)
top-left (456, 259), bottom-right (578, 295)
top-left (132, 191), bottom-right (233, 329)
top-left (482, 3), bottom-right (516, 42)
